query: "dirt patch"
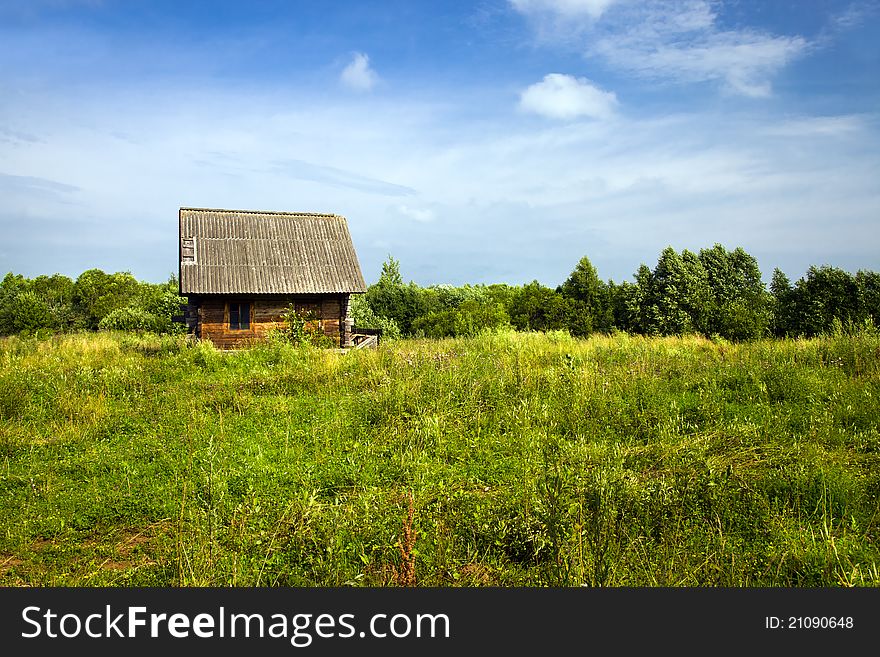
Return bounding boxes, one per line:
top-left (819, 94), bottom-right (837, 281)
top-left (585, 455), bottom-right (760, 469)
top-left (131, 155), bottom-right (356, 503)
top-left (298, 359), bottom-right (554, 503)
top-left (116, 528), bottom-right (160, 556)
top-left (31, 537), bottom-right (54, 551)
top-left (0, 555), bottom-right (24, 576)
top-left (99, 520), bottom-right (171, 571)
top-left (457, 562), bottom-right (497, 585)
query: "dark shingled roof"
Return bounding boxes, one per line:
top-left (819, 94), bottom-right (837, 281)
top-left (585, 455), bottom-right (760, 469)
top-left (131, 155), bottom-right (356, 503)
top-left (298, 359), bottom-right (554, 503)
top-left (179, 207), bottom-right (367, 295)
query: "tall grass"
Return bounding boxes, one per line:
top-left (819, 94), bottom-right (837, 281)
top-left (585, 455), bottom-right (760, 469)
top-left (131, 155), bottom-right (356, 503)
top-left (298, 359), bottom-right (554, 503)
top-left (1, 329), bottom-right (878, 586)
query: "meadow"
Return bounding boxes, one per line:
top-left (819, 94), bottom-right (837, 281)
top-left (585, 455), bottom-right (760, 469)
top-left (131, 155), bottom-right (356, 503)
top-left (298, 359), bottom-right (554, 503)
top-left (1, 329), bottom-right (878, 586)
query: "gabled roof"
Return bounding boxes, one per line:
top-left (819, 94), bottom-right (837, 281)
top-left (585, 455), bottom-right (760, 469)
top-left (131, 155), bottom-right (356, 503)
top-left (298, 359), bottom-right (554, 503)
top-left (179, 207), bottom-right (367, 295)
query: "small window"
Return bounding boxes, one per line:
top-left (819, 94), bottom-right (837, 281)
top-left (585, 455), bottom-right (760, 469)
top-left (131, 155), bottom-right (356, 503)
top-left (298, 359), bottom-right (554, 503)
top-left (181, 238), bottom-right (195, 262)
top-left (229, 302), bottom-right (250, 330)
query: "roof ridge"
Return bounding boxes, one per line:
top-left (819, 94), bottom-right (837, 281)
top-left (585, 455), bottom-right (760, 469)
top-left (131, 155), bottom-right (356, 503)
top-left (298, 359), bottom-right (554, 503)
top-left (180, 207), bottom-right (344, 218)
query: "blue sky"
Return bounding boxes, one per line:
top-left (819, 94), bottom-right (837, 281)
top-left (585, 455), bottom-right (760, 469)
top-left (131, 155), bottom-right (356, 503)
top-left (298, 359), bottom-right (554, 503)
top-left (1, 0), bottom-right (878, 286)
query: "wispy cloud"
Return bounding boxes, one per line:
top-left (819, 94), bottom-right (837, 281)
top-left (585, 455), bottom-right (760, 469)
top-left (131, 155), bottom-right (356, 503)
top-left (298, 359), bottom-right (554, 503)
top-left (272, 158), bottom-right (415, 196)
top-left (814, 1), bottom-right (879, 47)
top-left (0, 0), bottom-right (105, 20)
top-left (761, 115), bottom-right (869, 138)
top-left (0, 172), bottom-right (80, 195)
top-left (593, 3), bottom-right (808, 98)
top-left (519, 73), bottom-right (617, 120)
top-left (829, 1), bottom-right (877, 31)
top-left (395, 204), bottom-right (435, 223)
top-left (511, 0), bottom-right (811, 97)
top-left (510, 0), bottom-right (618, 20)
top-left (340, 52), bottom-right (379, 92)
top-left (0, 127), bottom-right (42, 145)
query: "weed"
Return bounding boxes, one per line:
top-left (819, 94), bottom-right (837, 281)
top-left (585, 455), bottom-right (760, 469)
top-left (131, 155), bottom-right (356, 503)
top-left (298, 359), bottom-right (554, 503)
top-left (391, 491), bottom-right (417, 587)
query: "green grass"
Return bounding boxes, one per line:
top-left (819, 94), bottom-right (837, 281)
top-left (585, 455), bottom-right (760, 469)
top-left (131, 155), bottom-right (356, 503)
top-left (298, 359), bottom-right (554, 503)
top-left (1, 329), bottom-right (878, 586)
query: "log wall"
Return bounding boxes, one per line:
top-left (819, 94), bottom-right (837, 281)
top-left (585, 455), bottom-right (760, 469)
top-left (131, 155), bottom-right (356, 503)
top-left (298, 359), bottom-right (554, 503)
top-left (192, 295), bottom-right (350, 349)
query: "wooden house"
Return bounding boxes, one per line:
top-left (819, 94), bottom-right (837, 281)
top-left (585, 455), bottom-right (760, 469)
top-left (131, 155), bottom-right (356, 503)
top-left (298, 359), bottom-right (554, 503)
top-left (178, 207), bottom-right (367, 349)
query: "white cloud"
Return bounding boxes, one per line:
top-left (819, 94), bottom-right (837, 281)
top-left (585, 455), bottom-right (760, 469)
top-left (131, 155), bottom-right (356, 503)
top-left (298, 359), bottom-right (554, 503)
top-left (593, 16), bottom-right (807, 97)
top-left (396, 204), bottom-right (435, 223)
top-left (829, 2), bottom-right (874, 31)
top-left (340, 52), bottom-right (378, 92)
top-left (512, 0), bottom-right (810, 97)
top-left (509, 0), bottom-right (617, 20)
top-left (519, 73), bottom-right (617, 120)
top-left (761, 115), bottom-right (868, 138)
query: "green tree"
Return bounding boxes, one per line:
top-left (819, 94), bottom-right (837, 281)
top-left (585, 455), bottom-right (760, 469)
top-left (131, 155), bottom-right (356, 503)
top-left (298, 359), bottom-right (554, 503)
top-left (350, 293), bottom-right (402, 340)
top-left (1, 272), bottom-right (82, 334)
top-left (698, 244), bottom-right (770, 340)
top-left (645, 247), bottom-right (701, 335)
top-left (559, 256), bottom-right (601, 306)
top-left (98, 307), bottom-right (159, 332)
top-left (855, 270), bottom-right (880, 328)
top-left (133, 274), bottom-right (187, 334)
top-left (8, 291), bottom-right (52, 333)
top-left (629, 264), bottom-right (654, 334)
top-left (428, 283), bottom-right (489, 311)
top-left (558, 256), bottom-right (603, 336)
top-left (31, 274), bottom-right (74, 307)
top-left (680, 249), bottom-right (711, 334)
top-left (629, 245), bottom-right (770, 339)
top-left (790, 266), bottom-right (861, 336)
top-left (486, 284), bottom-right (517, 315)
top-left (365, 256), bottom-right (432, 335)
top-left (508, 281), bottom-right (571, 332)
top-left (73, 269), bottom-right (140, 328)
top-left (379, 255), bottom-right (403, 286)
top-left (611, 280), bottom-right (641, 334)
top-left (32, 273), bottom-right (79, 330)
top-left (453, 300), bottom-right (508, 336)
top-left (0, 273), bottom-right (29, 335)
top-left (770, 268), bottom-right (794, 337)
top-left (412, 299), bottom-right (509, 338)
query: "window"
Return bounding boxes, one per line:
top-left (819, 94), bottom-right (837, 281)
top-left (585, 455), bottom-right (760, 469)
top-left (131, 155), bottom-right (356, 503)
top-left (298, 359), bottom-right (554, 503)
top-left (181, 237), bottom-right (195, 262)
top-left (229, 302), bottom-right (250, 330)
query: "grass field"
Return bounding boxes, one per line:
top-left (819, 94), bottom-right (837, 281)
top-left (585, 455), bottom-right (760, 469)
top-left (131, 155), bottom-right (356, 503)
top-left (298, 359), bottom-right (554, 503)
top-left (1, 329), bottom-right (878, 586)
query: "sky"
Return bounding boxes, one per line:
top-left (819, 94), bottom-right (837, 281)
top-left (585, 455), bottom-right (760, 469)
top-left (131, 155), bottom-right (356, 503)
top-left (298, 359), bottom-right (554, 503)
top-left (1, 0), bottom-right (878, 287)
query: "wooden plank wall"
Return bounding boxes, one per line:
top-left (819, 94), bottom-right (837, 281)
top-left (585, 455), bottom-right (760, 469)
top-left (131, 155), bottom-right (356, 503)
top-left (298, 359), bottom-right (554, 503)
top-left (341, 293), bottom-right (353, 348)
top-left (198, 295), bottom-right (343, 349)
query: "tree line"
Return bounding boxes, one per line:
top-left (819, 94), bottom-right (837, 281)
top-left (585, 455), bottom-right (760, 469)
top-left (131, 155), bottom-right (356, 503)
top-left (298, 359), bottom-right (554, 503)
top-left (2, 244), bottom-right (878, 340)
top-left (0, 269), bottom-right (185, 336)
top-left (357, 245), bottom-right (879, 341)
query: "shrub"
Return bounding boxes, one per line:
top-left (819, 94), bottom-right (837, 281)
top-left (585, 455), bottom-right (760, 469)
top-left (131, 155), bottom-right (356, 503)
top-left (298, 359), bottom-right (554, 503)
top-left (98, 306), bottom-right (160, 332)
top-left (74, 269), bottom-right (141, 328)
top-left (277, 305), bottom-right (337, 348)
top-left (134, 276), bottom-right (188, 334)
top-left (508, 282), bottom-right (571, 332)
top-left (412, 300), bottom-right (509, 338)
top-left (8, 291), bottom-right (53, 333)
top-left (350, 294), bottom-right (402, 340)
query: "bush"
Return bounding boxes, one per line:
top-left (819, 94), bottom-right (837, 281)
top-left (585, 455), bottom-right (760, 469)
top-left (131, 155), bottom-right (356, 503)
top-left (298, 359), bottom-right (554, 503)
top-left (413, 300), bottom-right (509, 338)
top-left (276, 305), bottom-right (337, 348)
top-left (508, 282), bottom-right (571, 332)
top-left (8, 291), bottom-right (53, 333)
top-left (135, 277), bottom-right (187, 334)
top-left (98, 307), bottom-right (160, 332)
top-left (74, 269), bottom-right (141, 328)
top-left (350, 294), bottom-right (402, 340)
top-left (429, 283), bottom-right (490, 310)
